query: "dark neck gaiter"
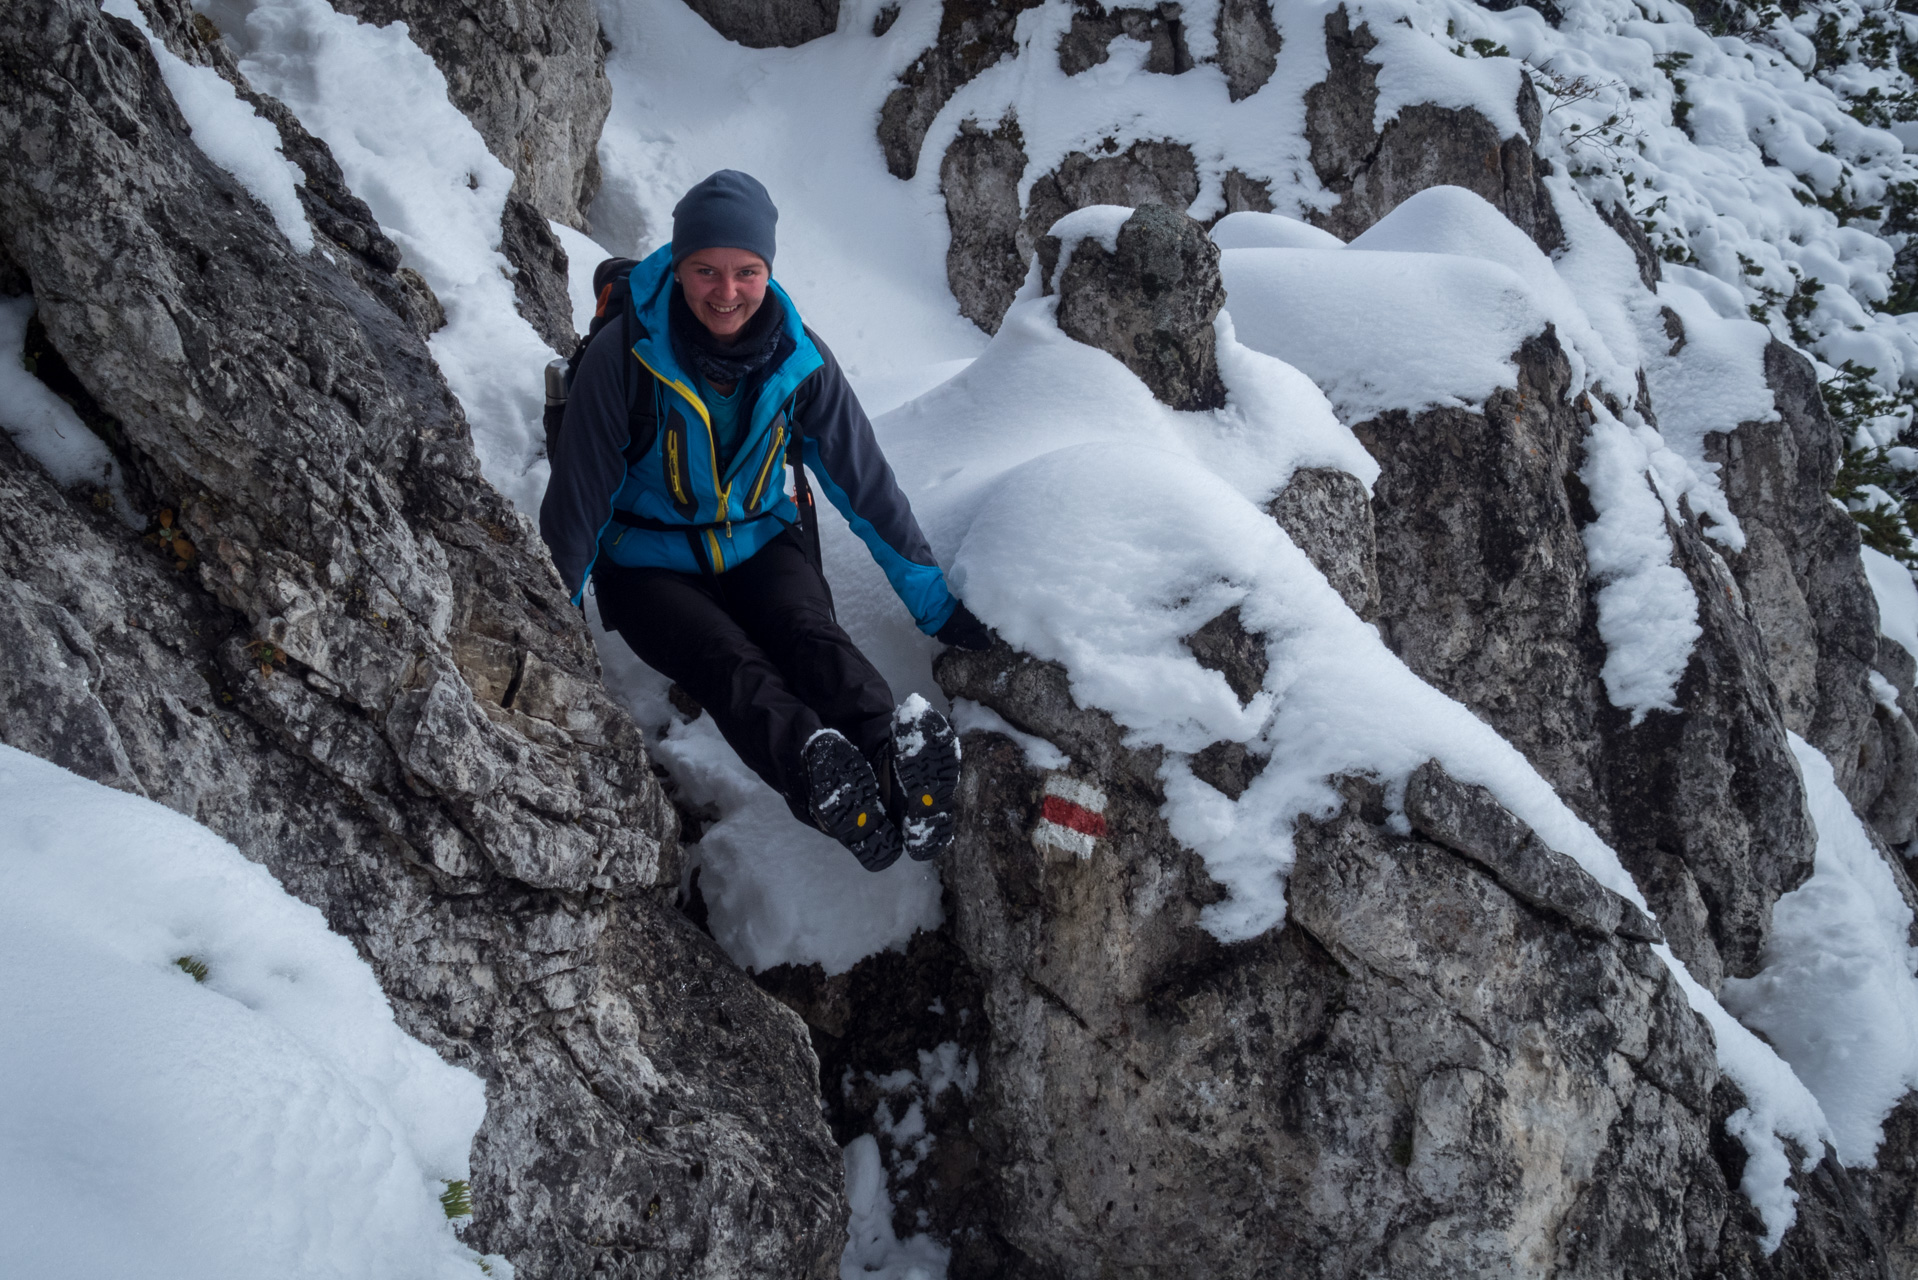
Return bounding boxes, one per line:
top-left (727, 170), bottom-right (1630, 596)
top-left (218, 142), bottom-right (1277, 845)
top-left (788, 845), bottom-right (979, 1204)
top-left (670, 285), bottom-right (786, 388)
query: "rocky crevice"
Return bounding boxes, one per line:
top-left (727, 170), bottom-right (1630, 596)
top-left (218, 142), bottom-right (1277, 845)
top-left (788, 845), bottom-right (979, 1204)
top-left (0, 1), bottom-right (845, 1272)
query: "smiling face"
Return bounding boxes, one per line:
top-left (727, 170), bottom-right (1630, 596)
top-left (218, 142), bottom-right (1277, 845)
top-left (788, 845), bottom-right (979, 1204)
top-left (674, 247), bottom-right (770, 343)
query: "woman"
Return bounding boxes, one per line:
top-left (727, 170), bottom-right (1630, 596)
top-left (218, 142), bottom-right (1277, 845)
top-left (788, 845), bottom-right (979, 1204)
top-left (539, 170), bottom-right (989, 871)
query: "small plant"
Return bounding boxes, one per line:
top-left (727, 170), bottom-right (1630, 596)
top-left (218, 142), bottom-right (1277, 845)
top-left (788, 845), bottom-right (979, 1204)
top-left (246, 638), bottom-right (288, 678)
top-left (175, 955), bottom-right (209, 982)
top-left (1533, 65), bottom-right (1645, 159)
top-left (440, 1180), bottom-right (473, 1220)
top-left (1824, 362), bottom-right (1918, 563)
top-left (148, 508), bottom-right (197, 571)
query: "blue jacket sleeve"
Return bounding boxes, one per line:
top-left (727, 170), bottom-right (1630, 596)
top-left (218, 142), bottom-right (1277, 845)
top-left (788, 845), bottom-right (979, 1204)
top-left (796, 332), bottom-right (958, 634)
top-left (538, 329), bottom-right (642, 604)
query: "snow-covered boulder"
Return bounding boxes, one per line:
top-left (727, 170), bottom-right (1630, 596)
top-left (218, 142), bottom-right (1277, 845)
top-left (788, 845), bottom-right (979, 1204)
top-left (1038, 203), bottom-right (1229, 410)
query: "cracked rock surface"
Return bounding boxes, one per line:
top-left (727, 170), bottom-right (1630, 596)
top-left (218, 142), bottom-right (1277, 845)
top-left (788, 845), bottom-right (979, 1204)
top-left (0, 0), bottom-right (845, 1272)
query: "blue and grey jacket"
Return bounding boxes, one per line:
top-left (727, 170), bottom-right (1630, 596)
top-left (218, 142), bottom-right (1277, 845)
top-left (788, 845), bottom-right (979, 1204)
top-left (538, 245), bottom-right (959, 635)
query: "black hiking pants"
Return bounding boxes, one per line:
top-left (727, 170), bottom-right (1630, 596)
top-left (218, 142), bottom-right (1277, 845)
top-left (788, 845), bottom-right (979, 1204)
top-left (595, 526), bottom-right (895, 823)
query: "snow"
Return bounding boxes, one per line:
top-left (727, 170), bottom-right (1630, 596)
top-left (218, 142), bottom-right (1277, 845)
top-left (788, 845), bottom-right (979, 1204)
top-left (949, 698), bottom-right (1072, 770)
top-left (1663, 943), bottom-right (1834, 1253)
top-left (0, 296), bottom-right (137, 525)
top-left (840, 1136), bottom-right (948, 1280)
top-left (0, 744), bottom-right (491, 1279)
top-left (106, 0), bottom-right (314, 254)
top-left (1864, 544), bottom-right (1918, 662)
top-left (550, 220), bottom-right (612, 336)
top-left (1209, 211), bottom-right (1346, 251)
top-left (1221, 244), bottom-right (1552, 421)
top-left (198, 0), bottom-right (561, 513)
top-left (1722, 734), bottom-right (1918, 1169)
top-left (1578, 400), bottom-right (1703, 720)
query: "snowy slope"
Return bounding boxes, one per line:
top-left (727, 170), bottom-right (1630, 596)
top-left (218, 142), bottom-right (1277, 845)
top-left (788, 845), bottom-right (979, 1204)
top-left (0, 745), bottom-right (495, 1279)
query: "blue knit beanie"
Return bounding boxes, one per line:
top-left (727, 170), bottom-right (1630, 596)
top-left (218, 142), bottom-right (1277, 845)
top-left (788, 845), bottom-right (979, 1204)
top-left (671, 170), bottom-right (778, 268)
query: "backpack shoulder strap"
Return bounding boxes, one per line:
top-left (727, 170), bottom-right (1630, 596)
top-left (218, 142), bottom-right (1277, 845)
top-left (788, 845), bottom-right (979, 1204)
top-left (621, 294), bottom-right (658, 465)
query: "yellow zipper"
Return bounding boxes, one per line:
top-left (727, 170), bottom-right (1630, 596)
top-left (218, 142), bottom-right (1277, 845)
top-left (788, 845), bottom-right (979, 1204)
top-left (665, 431), bottom-right (689, 504)
top-left (747, 420), bottom-right (786, 512)
top-left (637, 352), bottom-right (734, 527)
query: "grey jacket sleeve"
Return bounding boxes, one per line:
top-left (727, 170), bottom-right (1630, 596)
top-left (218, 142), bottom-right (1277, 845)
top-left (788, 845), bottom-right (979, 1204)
top-left (539, 327), bottom-right (641, 603)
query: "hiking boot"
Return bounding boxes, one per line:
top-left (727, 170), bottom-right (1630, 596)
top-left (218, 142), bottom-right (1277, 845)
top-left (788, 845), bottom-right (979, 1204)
top-left (891, 695), bottom-right (960, 861)
top-left (803, 729), bottom-right (901, 872)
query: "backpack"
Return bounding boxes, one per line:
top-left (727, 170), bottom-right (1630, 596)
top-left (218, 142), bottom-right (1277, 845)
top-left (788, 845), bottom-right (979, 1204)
top-left (543, 257), bottom-right (826, 580)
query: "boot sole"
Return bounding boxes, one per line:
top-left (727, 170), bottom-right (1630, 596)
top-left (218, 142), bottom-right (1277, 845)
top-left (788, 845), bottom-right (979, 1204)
top-left (805, 731), bottom-right (901, 872)
top-left (893, 701), bottom-right (960, 861)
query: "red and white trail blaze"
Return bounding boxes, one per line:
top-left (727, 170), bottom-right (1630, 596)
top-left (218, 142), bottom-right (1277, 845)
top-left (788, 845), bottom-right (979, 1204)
top-left (1032, 776), bottom-right (1108, 859)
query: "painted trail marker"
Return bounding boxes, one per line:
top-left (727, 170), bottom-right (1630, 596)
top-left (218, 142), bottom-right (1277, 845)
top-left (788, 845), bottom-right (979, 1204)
top-left (1033, 775), bottom-right (1108, 859)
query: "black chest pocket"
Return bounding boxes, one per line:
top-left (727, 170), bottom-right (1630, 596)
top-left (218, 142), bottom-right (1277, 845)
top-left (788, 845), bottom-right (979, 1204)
top-left (745, 411), bottom-right (789, 513)
top-left (661, 405), bottom-right (699, 519)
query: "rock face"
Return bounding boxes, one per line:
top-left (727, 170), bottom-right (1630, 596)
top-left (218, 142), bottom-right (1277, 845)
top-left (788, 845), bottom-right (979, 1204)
top-left (915, 189), bottom-right (1905, 1274)
top-left (135, 0), bottom-right (578, 353)
top-left (1304, 6), bottom-right (1564, 250)
top-left (1039, 203), bottom-right (1227, 411)
top-left (0, 1), bottom-right (845, 1273)
top-left (930, 646), bottom-right (1884, 1277)
top-left (1709, 340), bottom-right (1915, 841)
top-left (881, 0), bottom-right (1044, 180)
top-left (941, 115), bottom-right (1035, 334)
top-left (930, 0), bottom-right (1559, 332)
top-left (326, 0), bottom-right (611, 231)
top-left (681, 0), bottom-right (839, 47)
top-left (1352, 328), bottom-right (1818, 992)
top-left (1269, 466), bottom-right (1379, 618)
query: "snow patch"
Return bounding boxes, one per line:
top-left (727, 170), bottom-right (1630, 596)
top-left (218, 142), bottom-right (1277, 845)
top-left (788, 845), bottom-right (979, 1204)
top-left (0, 745), bottom-right (487, 1278)
top-left (950, 698), bottom-right (1072, 770)
top-left (1578, 400), bottom-right (1704, 720)
top-left (840, 1136), bottom-right (948, 1280)
top-left (108, 0), bottom-right (314, 254)
top-left (1864, 545), bottom-right (1918, 662)
top-left (1722, 735), bottom-right (1918, 1169)
top-left (0, 297), bottom-right (137, 526)
top-left (201, 0), bottom-right (560, 512)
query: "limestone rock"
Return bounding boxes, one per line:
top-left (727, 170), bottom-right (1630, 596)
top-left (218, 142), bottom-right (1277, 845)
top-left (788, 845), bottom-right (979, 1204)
top-left (499, 192), bottom-right (581, 352)
top-left (1358, 332), bottom-right (1610, 821)
top-left (1710, 341), bottom-right (1892, 833)
top-left (1268, 465), bottom-right (1379, 618)
top-left (1304, 5), bottom-right (1564, 250)
top-left (1183, 604), bottom-right (1267, 704)
top-left (1404, 759), bottom-right (1661, 942)
top-left (1023, 140), bottom-right (1201, 266)
top-left (880, 0), bottom-right (1044, 180)
top-left (1357, 330), bottom-right (1815, 989)
top-left (1056, 0), bottom-right (1192, 76)
top-left (1214, 0), bottom-right (1281, 101)
top-left (930, 641), bottom-right (1878, 1276)
top-left (326, 0), bottom-right (611, 230)
top-left (1859, 1092), bottom-right (1918, 1277)
top-left (0, 1), bottom-right (845, 1272)
top-left (1040, 203), bottom-right (1227, 411)
top-left (944, 130), bottom-right (1208, 334)
top-left (941, 115), bottom-right (1032, 334)
top-left (681, 0), bottom-right (839, 46)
